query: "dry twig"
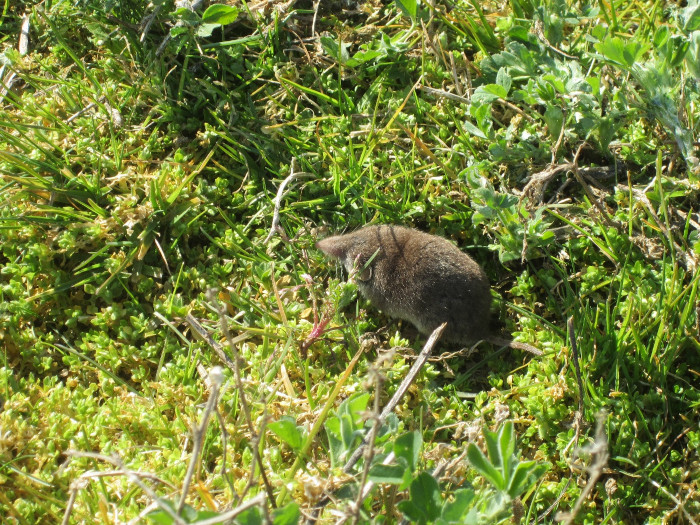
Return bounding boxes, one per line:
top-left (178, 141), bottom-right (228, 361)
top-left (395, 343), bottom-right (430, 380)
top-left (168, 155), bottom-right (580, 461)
top-left (177, 367), bottom-right (225, 513)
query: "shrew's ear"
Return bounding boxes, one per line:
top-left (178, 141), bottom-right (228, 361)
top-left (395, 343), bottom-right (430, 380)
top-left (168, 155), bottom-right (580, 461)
top-left (353, 248), bottom-right (380, 282)
top-left (356, 263), bottom-right (372, 282)
top-left (348, 253), bottom-right (371, 282)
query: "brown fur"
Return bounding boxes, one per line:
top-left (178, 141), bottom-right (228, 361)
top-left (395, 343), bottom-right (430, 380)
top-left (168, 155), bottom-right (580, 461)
top-left (317, 224), bottom-right (541, 355)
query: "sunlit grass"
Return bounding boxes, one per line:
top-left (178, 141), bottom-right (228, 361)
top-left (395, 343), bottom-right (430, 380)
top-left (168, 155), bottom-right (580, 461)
top-left (1, 0), bottom-right (698, 522)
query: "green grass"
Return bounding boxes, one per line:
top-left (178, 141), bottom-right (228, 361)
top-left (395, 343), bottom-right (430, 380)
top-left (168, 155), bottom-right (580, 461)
top-left (1, 0), bottom-right (699, 523)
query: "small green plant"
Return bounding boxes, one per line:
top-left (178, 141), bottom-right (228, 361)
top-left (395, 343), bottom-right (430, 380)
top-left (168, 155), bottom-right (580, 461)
top-left (465, 168), bottom-right (555, 262)
top-left (2, 0), bottom-right (699, 522)
top-left (466, 421), bottom-right (549, 510)
top-left (393, 421), bottom-right (548, 524)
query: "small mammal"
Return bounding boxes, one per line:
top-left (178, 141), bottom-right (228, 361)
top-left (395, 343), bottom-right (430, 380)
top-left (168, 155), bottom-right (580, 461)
top-left (316, 224), bottom-right (541, 355)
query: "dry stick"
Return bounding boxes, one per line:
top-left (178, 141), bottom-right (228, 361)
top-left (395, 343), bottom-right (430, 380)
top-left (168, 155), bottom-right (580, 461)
top-left (306, 324), bottom-right (446, 524)
top-left (185, 313), bottom-right (249, 372)
top-left (134, 493), bottom-right (268, 525)
top-left (535, 318), bottom-right (586, 524)
top-left (187, 493), bottom-right (267, 525)
top-left (19, 13), bottom-right (30, 56)
top-left (239, 413), bottom-right (272, 505)
top-left (139, 2), bottom-right (162, 42)
top-left (533, 19), bottom-right (577, 59)
top-left (311, 0), bottom-right (320, 36)
top-left (570, 148), bottom-right (619, 230)
top-left (485, 335), bottom-right (543, 356)
top-left (556, 412), bottom-right (609, 524)
top-left (214, 406), bottom-right (238, 502)
top-left (62, 451), bottom-right (188, 525)
top-left (344, 395), bottom-right (467, 525)
top-left (521, 162), bottom-right (575, 206)
top-left (177, 367), bottom-right (225, 513)
top-left (350, 367), bottom-right (385, 525)
top-left (279, 343), bottom-right (367, 507)
top-left (342, 323), bottom-right (447, 474)
top-left (647, 479), bottom-right (699, 525)
top-left (567, 316), bottom-right (585, 424)
top-left (206, 290), bottom-right (277, 506)
top-left (417, 85), bottom-right (537, 123)
top-left (336, 452), bottom-right (397, 525)
top-left (264, 160), bottom-right (314, 243)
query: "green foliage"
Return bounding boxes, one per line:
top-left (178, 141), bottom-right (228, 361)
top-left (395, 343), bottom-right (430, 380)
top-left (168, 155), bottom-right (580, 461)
top-left (466, 421), bottom-right (549, 501)
top-left (268, 416), bottom-right (306, 453)
top-left (325, 393), bottom-right (372, 467)
top-left (1, 0), bottom-right (699, 522)
top-left (147, 502), bottom-right (219, 524)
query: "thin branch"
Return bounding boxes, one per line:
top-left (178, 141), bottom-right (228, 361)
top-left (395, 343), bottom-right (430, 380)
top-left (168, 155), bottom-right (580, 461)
top-left (265, 160), bottom-right (314, 244)
top-left (567, 316), bottom-right (585, 423)
top-left (207, 290), bottom-right (277, 506)
top-left (62, 451), bottom-right (188, 525)
top-left (556, 412), bottom-right (609, 524)
top-left (350, 365), bottom-right (385, 525)
top-left (185, 313), bottom-right (249, 374)
top-left (178, 367), bottom-right (225, 513)
top-left (342, 323), bottom-right (446, 474)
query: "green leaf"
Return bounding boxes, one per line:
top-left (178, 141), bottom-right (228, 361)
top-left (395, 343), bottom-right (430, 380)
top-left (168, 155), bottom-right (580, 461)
top-left (496, 67), bottom-right (512, 94)
top-left (440, 488), bottom-right (477, 521)
top-left (268, 416), bottom-right (304, 451)
top-left (397, 500), bottom-right (424, 522)
top-left (368, 462), bottom-right (408, 484)
top-left (394, 431), bottom-right (422, 473)
top-left (595, 36), bottom-right (649, 69)
top-left (462, 120), bottom-right (488, 139)
top-left (346, 48), bottom-right (384, 67)
top-left (484, 427), bottom-right (503, 474)
top-left (681, 2), bottom-right (700, 31)
top-left (201, 4), bottom-right (239, 25)
top-left (399, 472), bottom-right (442, 522)
top-left (196, 23), bottom-right (219, 38)
top-left (325, 393), bottom-right (370, 466)
top-left (467, 442), bottom-right (505, 490)
top-left (507, 460), bottom-right (548, 498)
top-left (499, 422), bottom-right (516, 473)
top-left (543, 105), bottom-right (563, 140)
top-left (395, 0), bottom-right (417, 19)
top-left (320, 35), bottom-right (350, 63)
top-left (272, 502), bottom-right (300, 525)
top-left (472, 84), bottom-right (508, 104)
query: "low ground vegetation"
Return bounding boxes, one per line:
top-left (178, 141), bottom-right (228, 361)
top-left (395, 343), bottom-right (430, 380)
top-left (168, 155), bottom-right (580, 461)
top-left (1, 0), bottom-right (698, 523)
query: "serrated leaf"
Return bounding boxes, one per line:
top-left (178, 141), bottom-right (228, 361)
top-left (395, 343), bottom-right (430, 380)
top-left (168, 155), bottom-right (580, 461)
top-left (472, 84), bottom-right (507, 104)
